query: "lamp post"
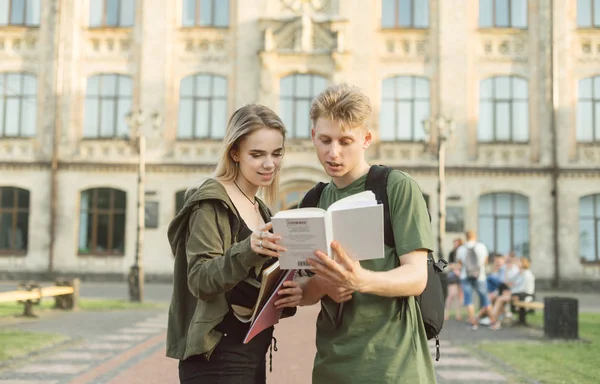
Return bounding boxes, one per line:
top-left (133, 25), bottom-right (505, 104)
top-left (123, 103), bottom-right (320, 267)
top-left (125, 110), bottom-right (162, 302)
top-left (422, 116), bottom-right (455, 260)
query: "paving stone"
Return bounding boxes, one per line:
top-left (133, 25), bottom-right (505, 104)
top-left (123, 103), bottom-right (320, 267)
top-left (85, 343), bottom-right (131, 350)
top-left (437, 369), bottom-right (506, 381)
top-left (434, 357), bottom-right (485, 367)
top-left (49, 352), bottom-right (112, 361)
top-left (100, 334), bottom-right (148, 342)
top-left (15, 363), bottom-right (90, 374)
top-left (118, 327), bottom-right (160, 334)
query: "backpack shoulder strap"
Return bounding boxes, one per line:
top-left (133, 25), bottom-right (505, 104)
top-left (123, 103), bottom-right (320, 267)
top-left (298, 182), bottom-right (328, 208)
top-left (365, 165), bottom-right (394, 249)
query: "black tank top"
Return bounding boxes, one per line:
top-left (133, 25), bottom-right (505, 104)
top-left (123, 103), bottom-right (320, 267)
top-left (215, 208), bottom-right (276, 340)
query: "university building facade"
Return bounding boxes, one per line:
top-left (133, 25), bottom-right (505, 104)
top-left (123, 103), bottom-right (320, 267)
top-left (1, 0), bottom-right (599, 288)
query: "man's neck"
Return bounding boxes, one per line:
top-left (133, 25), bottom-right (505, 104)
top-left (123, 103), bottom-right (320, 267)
top-left (332, 162), bottom-right (371, 189)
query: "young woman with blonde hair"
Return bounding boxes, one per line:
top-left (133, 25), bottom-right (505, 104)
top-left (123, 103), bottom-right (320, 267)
top-left (166, 104), bottom-right (302, 383)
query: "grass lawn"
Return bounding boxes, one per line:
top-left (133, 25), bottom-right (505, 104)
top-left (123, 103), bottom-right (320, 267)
top-left (477, 312), bottom-right (600, 384)
top-left (0, 298), bottom-right (164, 318)
top-left (0, 329), bottom-right (68, 362)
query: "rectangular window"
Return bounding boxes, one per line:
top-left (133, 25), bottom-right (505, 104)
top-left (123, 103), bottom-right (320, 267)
top-left (183, 0), bottom-right (229, 28)
top-left (382, 0), bottom-right (429, 29)
top-left (479, 0), bottom-right (528, 28)
top-left (90, 0), bottom-right (135, 28)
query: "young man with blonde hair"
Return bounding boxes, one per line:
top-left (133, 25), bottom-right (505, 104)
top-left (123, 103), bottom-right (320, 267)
top-left (298, 83), bottom-right (437, 383)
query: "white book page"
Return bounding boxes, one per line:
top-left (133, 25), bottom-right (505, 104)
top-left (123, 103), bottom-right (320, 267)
top-left (272, 216), bottom-right (329, 270)
top-left (327, 190), bottom-right (376, 211)
top-left (330, 204), bottom-right (385, 262)
top-left (273, 208), bottom-right (326, 218)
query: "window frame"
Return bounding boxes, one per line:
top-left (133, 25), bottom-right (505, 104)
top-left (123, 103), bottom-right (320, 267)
top-left (0, 72), bottom-right (37, 138)
top-left (577, 0), bottom-right (600, 28)
top-left (380, 75), bottom-right (430, 142)
top-left (0, 0), bottom-right (41, 27)
top-left (478, 192), bottom-right (530, 257)
top-left (83, 74), bottom-right (133, 139)
top-left (279, 73), bottom-right (328, 139)
top-left (177, 73), bottom-right (228, 140)
top-left (478, 0), bottom-right (528, 29)
top-left (182, 0), bottom-right (229, 28)
top-left (78, 188), bottom-right (127, 256)
top-left (89, 0), bottom-right (135, 28)
top-left (478, 75), bottom-right (529, 143)
top-left (579, 194), bottom-right (600, 263)
top-left (0, 187), bottom-right (29, 255)
top-left (381, 0), bottom-right (430, 29)
top-left (577, 76), bottom-right (600, 143)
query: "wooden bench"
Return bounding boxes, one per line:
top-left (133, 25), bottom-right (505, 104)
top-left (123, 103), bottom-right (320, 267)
top-left (0, 278), bottom-right (80, 317)
top-left (512, 299), bottom-right (544, 326)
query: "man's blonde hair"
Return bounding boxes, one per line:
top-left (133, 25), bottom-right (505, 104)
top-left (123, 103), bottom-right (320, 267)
top-left (310, 83), bottom-right (372, 130)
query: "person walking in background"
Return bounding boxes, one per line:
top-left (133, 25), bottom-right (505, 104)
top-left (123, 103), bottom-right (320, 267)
top-left (445, 238), bottom-right (463, 321)
top-left (456, 230), bottom-right (495, 330)
top-left (166, 105), bottom-right (303, 384)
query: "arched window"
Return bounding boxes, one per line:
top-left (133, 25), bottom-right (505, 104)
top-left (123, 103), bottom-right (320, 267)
top-left (279, 74), bottom-right (327, 139)
top-left (478, 192), bottom-right (529, 257)
top-left (479, 0), bottom-right (527, 28)
top-left (579, 194), bottom-right (600, 262)
top-left (83, 74), bottom-right (133, 138)
top-left (78, 188), bottom-right (126, 255)
top-left (577, 76), bottom-right (600, 142)
top-left (0, 73), bottom-right (37, 138)
top-left (478, 76), bottom-right (529, 142)
top-left (178, 74), bottom-right (227, 139)
top-left (0, 187), bottom-right (29, 253)
top-left (0, 0), bottom-right (41, 26)
top-left (381, 0), bottom-right (429, 28)
top-left (380, 76), bottom-right (430, 141)
top-left (89, 0), bottom-right (135, 27)
top-left (182, 0), bottom-right (229, 27)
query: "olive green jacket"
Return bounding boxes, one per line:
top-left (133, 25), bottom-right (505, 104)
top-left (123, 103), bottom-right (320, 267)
top-left (165, 178), bottom-right (272, 360)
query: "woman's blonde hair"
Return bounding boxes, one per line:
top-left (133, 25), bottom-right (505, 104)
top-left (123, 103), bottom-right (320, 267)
top-left (214, 104), bottom-right (287, 207)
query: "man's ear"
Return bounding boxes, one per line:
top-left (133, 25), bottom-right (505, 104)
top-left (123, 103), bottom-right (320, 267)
top-left (311, 127), bottom-right (316, 145)
top-left (362, 130), bottom-right (373, 149)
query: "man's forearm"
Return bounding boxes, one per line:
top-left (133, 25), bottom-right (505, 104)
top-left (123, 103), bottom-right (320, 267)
top-left (297, 275), bottom-right (325, 306)
top-left (359, 264), bottom-right (427, 297)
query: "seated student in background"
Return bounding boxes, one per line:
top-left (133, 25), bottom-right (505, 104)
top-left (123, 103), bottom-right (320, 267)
top-left (166, 104), bottom-right (302, 384)
top-left (489, 257), bottom-right (535, 330)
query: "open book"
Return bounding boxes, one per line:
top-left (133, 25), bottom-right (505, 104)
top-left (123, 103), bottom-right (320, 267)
top-left (243, 265), bottom-right (296, 344)
top-left (272, 190), bottom-right (385, 270)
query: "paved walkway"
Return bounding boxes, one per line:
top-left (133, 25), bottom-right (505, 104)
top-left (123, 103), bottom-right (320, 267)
top-left (2, 282), bottom-right (596, 383)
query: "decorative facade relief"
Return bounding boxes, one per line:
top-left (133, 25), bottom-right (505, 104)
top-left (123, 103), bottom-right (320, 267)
top-left (576, 145), bottom-right (600, 165)
top-left (475, 144), bottom-right (531, 166)
top-left (75, 140), bottom-right (136, 161)
top-left (375, 142), bottom-right (431, 166)
top-left (176, 28), bottom-right (230, 64)
top-left (170, 141), bottom-right (223, 163)
top-left (477, 31), bottom-right (528, 63)
top-left (259, 1), bottom-right (347, 68)
top-left (575, 31), bottom-right (600, 63)
top-left (83, 29), bottom-right (133, 59)
top-left (0, 139), bottom-right (36, 162)
top-left (0, 28), bottom-right (38, 58)
top-left (380, 30), bottom-right (430, 63)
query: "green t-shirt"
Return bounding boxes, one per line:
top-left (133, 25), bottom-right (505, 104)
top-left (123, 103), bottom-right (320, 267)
top-left (312, 170), bottom-right (437, 384)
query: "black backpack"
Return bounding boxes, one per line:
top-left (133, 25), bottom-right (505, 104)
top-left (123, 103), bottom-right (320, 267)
top-left (299, 165), bottom-right (447, 361)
